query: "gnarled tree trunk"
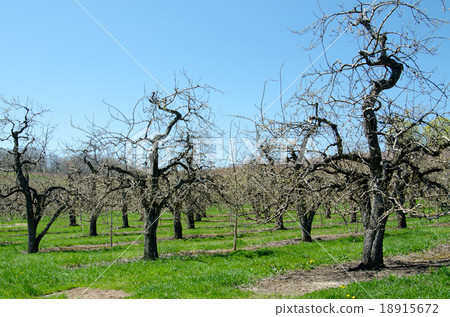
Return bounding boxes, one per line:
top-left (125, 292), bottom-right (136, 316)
top-left (358, 190), bottom-right (388, 270)
top-left (355, 25), bottom-right (403, 269)
top-left (143, 201), bottom-right (161, 260)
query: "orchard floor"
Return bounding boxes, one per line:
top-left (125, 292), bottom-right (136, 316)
top-left (45, 244), bottom-right (450, 299)
top-left (248, 244), bottom-right (450, 298)
top-left (2, 212), bottom-right (449, 299)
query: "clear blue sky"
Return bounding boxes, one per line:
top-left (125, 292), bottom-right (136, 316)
top-left (0, 0), bottom-right (448, 153)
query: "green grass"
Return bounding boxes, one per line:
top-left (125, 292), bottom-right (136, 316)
top-left (0, 209), bottom-right (448, 299)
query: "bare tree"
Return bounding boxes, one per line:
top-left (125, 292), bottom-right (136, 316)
top-left (293, 1), bottom-right (449, 269)
top-left (0, 98), bottom-right (67, 253)
top-left (79, 82), bottom-right (216, 260)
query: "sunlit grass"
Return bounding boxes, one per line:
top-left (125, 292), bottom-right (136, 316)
top-left (0, 209), bottom-right (448, 298)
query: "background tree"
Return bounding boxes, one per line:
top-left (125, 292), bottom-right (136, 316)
top-left (0, 98), bottom-right (68, 253)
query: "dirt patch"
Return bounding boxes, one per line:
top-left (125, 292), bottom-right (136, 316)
top-left (48, 288), bottom-right (131, 299)
top-left (247, 244), bottom-right (450, 297)
top-left (38, 232), bottom-right (360, 254)
top-left (0, 223), bottom-right (27, 228)
top-left (0, 241), bottom-right (21, 246)
top-left (40, 241), bottom-right (141, 253)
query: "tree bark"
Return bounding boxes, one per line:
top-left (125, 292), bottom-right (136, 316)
top-left (325, 205), bottom-right (332, 219)
top-left (187, 207), bottom-right (195, 229)
top-left (194, 211), bottom-right (202, 222)
top-left (121, 202), bottom-right (130, 228)
top-left (89, 214), bottom-right (98, 237)
top-left (69, 209), bottom-right (78, 226)
top-left (350, 211), bottom-right (357, 223)
top-left (25, 194), bottom-right (40, 253)
top-left (13, 135), bottom-right (41, 253)
top-left (356, 189), bottom-right (388, 270)
top-left (393, 174), bottom-right (407, 229)
top-left (143, 203), bottom-right (160, 260)
top-left (354, 32), bottom-right (403, 269)
top-left (27, 218), bottom-right (39, 253)
top-left (397, 210), bottom-right (407, 229)
top-left (297, 202), bottom-right (315, 242)
top-left (173, 207), bottom-right (183, 239)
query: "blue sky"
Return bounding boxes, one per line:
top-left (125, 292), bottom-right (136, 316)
top-left (0, 0), bottom-right (448, 153)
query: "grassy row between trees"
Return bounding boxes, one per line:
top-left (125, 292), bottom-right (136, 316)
top-left (1, 210), bottom-right (448, 298)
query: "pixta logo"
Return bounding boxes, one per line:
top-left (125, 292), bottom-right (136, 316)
top-left (125, 128), bottom-right (314, 168)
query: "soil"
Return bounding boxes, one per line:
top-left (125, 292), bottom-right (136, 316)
top-left (39, 232), bottom-right (356, 254)
top-left (48, 288), bottom-right (130, 299)
top-left (246, 244), bottom-right (450, 297)
top-left (40, 241), bottom-right (140, 253)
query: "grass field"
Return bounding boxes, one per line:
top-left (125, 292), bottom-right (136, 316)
top-left (0, 207), bottom-right (448, 299)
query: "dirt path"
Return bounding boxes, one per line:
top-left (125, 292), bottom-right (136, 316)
top-left (47, 288), bottom-right (131, 299)
top-left (39, 232), bottom-right (356, 253)
top-left (247, 244), bottom-right (450, 297)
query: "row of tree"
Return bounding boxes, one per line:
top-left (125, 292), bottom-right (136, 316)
top-left (1, 0), bottom-right (449, 270)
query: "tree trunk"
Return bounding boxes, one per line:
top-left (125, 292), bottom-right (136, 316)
top-left (69, 211), bottom-right (78, 227)
top-left (173, 207), bottom-right (183, 239)
top-left (274, 214), bottom-right (286, 230)
top-left (89, 214), bottom-right (98, 237)
top-left (356, 191), bottom-right (388, 270)
top-left (353, 29), bottom-right (403, 270)
top-left (297, 202), bottom-right (315, 242)
top-left (325, 206), bottom-right (332, 219)
top-left (143, 204), bottom-right (160, 260)
top-left (24, 190), bottom-right (40, 253)
top-left (187, 207), bottom-right (195, 229)
top-left (360, 223), bottom-right (387, 269)
top-left (350, 211), bottom-right (357, 223)
top-left (194, 211), bottom-right (202, 222)
top-left (300, 216), bottom-right (312, 242)
top-left (121, 203), bottom-right (130, 228)
top-left (397, 210), bottom-right (407, 229)
top-left (27, 218), bottom-right (39, 253)
top-left (15, 151), bottom-right (41, 253)
top-left (69, 209), bottom-right (78, 226)
top-left (394, 176), bottom-right (407, 229)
